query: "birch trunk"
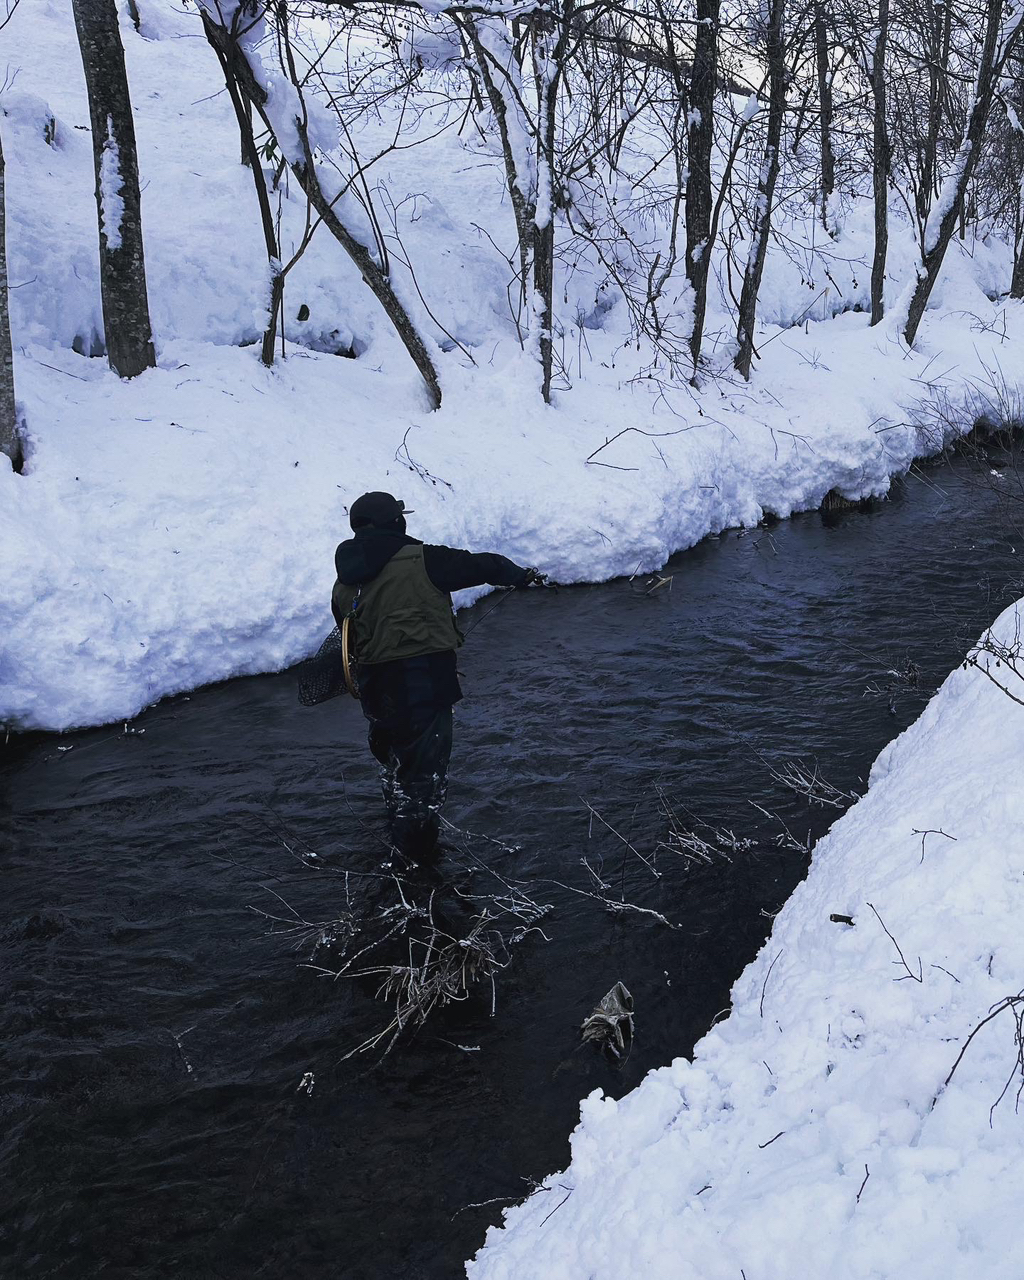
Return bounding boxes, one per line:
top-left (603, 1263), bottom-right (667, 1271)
top-left (531, 10), bottom-right (560, 403)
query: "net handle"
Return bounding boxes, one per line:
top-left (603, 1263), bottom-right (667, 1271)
top-left (341, 614), bottom-right (360, 699)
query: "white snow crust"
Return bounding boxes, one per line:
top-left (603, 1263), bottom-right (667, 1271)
top-left (98, 115), bottom-right (124, 252)
top-left (468, 600), bottom-right (1024, 1280)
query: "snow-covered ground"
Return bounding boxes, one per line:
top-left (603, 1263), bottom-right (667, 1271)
top-left (468, 600), bottom-right (1024, 1280)
top-left (1, 0), bottom-right (1022, 732)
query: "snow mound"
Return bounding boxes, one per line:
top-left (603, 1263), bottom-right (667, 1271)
top-left (468, 600), bottom-right (1024, 1280)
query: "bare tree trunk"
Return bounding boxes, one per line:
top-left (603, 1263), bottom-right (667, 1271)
top-left (461, 7), bottom-right (562, 402)
top-left (531, 8), bottom-right (561, 404)
top-left (458, 15), bottom-right (534, 293)
top-left (904, 0), bottom-right (1020, 347)
top-left (202, 11), bottom-right (441, 408)
top-left (734, 0), bottom-right (786, 379)
top-left (918, 0), bottom-right (952, 227)
top-left (1012, 246), bottom-right (1024, 297)
top-left (1012, 191), bottom-right (1024, 297)
top-left (240, 92), bottom-right (253, 169)
top-left (869, 0), bottom-right (889, 326)
top-left (686, 0), bottom-right (719, 372)
top-left (0, 124), bottom-right (21, 473)
top-left (72, 0), bottom-right (155, 379)
top-left (203, 15), bottom-right (281, 366)
top-left (814, 0), bottom-right (835, 231)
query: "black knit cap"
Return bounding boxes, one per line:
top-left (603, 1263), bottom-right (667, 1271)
top-left (349, 491), bottom-right (413, 530)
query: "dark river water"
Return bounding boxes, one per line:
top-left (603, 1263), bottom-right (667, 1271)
top-left (2, 454), bottom-right (1022, 1280)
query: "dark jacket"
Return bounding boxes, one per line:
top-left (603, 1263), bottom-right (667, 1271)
top-left (333, 528), bottom-right (529, 725)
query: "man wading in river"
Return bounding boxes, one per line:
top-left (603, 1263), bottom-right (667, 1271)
top-left (333, 492), bottom-right (544, 862)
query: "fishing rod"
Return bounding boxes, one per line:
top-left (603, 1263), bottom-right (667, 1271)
top-left (460, 586), bottom-right (515, 638)
top-left (460, 573), bottom-right (554, 639)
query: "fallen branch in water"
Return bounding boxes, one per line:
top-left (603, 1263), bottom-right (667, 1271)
top-left (762, 756), bottom-right (860, 809)
top-left (249, 803), bottom-right (552, 1064)
top-left (748, 799), bottom-right (811, 854)
top-left (541, 878), bottom-right (678, 929)
top-left (660, 790), bottom-right (756, 865)
top-left (582, 797), bottom-right (661, 878)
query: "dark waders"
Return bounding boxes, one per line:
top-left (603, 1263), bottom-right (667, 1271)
top-left (368, 708), bottom-right (453, 860)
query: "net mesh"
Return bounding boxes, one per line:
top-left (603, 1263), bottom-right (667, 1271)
top-left (297, 625), bottom-right (349, 706)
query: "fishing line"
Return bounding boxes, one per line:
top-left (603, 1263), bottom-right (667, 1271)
top-left (460, 585), bottom-right (518, 638)
top-left (460, 578), bottom-right (557, 639)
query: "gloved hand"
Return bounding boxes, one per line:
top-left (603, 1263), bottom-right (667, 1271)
top-left (518, 567), bottom-right (549, 588)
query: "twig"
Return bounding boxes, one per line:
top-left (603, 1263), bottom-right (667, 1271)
top-left (912, 827), bottom-right (957, 865)
top-left (394, 425), bottom-right (454, 492)
top-left (763, 756), bottom-right (859, 809)
top-left (451, 1194), bottom-right (521, 1220)
top-left (585, 423), bottom-right (700, 469)
top-left (543, 878), bottom-right (677, 929)
top-left (942, 990), bottom-right (1024, 1090)
top-left (539, 1186), bottom-right (573, 1227)
top-left (760, 949), bottom-right (784, 1017)
top-left (867, 902), bottom-right (922, 982)
top-left (581, 798), bottom-right (661, 879)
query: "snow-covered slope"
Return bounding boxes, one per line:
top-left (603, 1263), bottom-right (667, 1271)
top-left (1, 0), bottom-right (1022, 730)
top-left (468, 601), bottom-right (1024, 1280)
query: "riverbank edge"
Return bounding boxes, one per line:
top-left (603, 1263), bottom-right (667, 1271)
top-left (467, 598), bottom-right (1024, 1279)
top-left (5, 294), bottom-right (1021, 735)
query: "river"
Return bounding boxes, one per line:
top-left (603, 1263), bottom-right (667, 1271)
top-left (2, 452), bottom-right (1020, 1279)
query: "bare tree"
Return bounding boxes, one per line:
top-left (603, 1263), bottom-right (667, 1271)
top-left (202, 2), bottom-right (442, 407)
top-left (529, 1), bottom-right (567, 404)
top-left (870, 0), bottom-right (890, 325)
top-left (735, 0), bottom-right (787, 379)
top-left (457, 15), bottom-right (536, 335)
top-left (181, 0), bottom-right (1024, 405)
top-left (813, 0), bottom-right (836, 231)
top-left (1005, 101), bottom-right (1024, 296)
top-left (686, 0), bottom-right (719, 371)
top-left (202, 12), bottom-right (285, 366)
top-left (0, 122), bottom-right (20, 471)
top-left (903, 0), bottom-right (1024, 346)
top-left (919, 0), bottom-right (954, 228)
top-left (457, 3), bottom-right (570, 403)
top-left (72, 0), bottom-right (156, 379)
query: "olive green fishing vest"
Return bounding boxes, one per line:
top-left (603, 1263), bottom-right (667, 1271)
top-left (350, 544), bottom-right (462, 665)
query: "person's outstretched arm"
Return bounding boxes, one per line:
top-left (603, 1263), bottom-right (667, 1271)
top-left (422, 545), bottom-right (534, 593)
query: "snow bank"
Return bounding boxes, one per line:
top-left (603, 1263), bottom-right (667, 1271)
top-left (5, 302), bottom-right (1022, 733)
top-left (2, 0), bottom-right (1023, 730)
top-left (468, 602), bottom-right (1024, 1280)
